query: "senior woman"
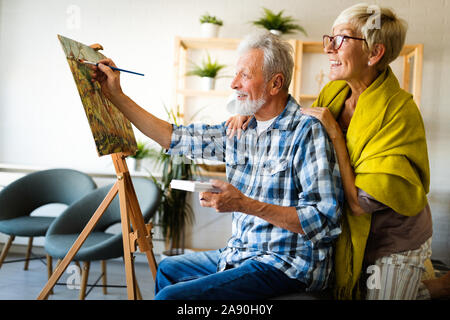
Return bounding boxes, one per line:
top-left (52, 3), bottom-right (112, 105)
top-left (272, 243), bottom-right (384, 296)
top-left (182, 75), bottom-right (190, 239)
top-left (302, 4), bottom-right (433, 300)
top-left (226, 3), bottom-right (449, 300)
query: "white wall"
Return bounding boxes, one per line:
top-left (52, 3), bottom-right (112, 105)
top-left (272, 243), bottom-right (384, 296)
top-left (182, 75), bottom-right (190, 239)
top-left (1, 0), bottom-right (449, 177)
top-left (0, 0), bottom-right (449, 259)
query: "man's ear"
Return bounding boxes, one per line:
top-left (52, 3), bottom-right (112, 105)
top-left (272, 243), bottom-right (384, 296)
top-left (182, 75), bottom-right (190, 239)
top-left (269, 73), bottom-right (285, 95)
top-left (368, 43), bottom-right (385, 67)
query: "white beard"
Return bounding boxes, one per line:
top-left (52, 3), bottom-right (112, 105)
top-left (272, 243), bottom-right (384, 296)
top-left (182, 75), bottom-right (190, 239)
top-left (234, 92), bottom-right (266, 116)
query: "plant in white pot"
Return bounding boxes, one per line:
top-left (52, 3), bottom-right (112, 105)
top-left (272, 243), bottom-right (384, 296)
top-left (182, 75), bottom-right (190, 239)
top-left (200, 13), bottom-right (223, 38)
top-left (146, 105), bottom-right (200, 258)
top-left (186, 53), bottom-right (226, 91)
top-left (251, 7), bottom-right (307, 37)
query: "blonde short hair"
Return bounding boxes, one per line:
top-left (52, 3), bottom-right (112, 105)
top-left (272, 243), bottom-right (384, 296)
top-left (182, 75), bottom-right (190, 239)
top-left (333, 3), bottom-right (408, 71)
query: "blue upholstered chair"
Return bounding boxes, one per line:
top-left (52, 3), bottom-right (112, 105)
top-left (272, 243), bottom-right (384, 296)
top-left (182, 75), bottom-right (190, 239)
top-left (0, 169), bottom-right (96, 271)
top-left (44, 176), bottom-right (160, 299)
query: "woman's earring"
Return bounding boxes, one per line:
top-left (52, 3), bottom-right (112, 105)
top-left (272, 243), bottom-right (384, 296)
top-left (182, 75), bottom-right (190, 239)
top-left (368, 61), bottom-right (371, 66)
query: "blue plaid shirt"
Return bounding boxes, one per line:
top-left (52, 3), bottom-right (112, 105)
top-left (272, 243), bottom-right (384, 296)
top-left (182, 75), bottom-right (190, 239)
top-left (168, 95), bottom-right (343, 291)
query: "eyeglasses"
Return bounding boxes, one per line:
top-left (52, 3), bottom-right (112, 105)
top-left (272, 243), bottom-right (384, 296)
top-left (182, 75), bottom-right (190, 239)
top-left (323, 35), bottom-right (367, 51)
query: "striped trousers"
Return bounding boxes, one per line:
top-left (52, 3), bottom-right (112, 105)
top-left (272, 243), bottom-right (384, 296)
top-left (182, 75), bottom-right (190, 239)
top-left (365, 237), bottom-right (432, 300)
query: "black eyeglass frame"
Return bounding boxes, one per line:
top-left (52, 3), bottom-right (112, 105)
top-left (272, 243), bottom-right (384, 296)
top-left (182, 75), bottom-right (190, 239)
top-left (323, 35), bottom-right (367, 50)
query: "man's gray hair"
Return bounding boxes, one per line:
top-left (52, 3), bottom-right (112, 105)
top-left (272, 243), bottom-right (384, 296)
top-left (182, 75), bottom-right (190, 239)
top-left (238, 31), bottom-right (294, 91)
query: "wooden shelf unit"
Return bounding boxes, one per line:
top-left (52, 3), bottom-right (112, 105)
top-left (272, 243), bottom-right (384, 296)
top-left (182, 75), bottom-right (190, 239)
top-left (399, 44), bottom-right (423, 107)
top-left (173, 37), bottom-right (423, 123)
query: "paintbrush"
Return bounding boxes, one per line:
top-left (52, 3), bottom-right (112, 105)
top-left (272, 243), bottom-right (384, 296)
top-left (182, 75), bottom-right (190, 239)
top-left (78, 59), bottom-right (145, 76)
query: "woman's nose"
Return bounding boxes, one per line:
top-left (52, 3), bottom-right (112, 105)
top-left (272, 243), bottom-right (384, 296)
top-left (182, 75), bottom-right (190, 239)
top-left (323, 37), bottom-right (337, 54)
top-left (324, 42), bottom-right (335, 54)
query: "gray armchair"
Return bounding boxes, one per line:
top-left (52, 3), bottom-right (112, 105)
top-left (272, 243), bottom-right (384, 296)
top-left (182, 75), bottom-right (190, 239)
top-left (0, 168), bottom-right (96, 270)
top-left (44, 176), bottom-right (160, 299)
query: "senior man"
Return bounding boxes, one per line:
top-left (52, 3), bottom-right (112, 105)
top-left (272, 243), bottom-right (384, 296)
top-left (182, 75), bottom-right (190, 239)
top-left (91, 31), bottom-right (343, 300)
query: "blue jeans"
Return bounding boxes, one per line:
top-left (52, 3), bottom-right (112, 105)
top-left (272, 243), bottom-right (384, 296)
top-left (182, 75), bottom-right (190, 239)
top-left (154, 250), bottom-right (305, 300)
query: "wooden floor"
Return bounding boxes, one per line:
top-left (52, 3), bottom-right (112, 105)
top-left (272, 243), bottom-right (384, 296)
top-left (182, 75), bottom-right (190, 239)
top-left (0, 252), bottom-right (158, 300)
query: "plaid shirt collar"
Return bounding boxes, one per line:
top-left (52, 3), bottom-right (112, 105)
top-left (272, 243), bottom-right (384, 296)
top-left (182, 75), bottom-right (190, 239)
top-left (247, 94), bottom-right (298, 132)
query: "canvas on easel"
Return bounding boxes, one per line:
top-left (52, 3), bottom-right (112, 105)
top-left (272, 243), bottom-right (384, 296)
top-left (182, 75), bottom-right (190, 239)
top-left (58, 34), bottom-right (137, 157)
top-left (37, 36), bottom-right (157, 300)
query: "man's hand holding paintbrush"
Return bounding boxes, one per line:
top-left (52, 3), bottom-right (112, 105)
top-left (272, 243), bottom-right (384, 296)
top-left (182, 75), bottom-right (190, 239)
top-left (88, 58), bottom-right (124, 103)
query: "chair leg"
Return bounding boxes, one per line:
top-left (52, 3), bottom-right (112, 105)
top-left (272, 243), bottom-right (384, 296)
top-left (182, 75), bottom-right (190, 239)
top-left (24, 237), bottom-right (33, 270)
top-left (101, 260), bottom-right (107, 295)
top-left (0, 235), bottom-right (15, 269)
top-left (48, 258), bottom-right (62, 297)
top-left (79, 261), bottom-right (90, 300)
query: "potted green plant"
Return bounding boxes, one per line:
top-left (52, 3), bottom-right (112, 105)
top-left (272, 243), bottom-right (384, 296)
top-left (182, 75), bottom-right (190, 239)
top-left (129, 140), bottom-right (151, 171)
top-left (200, 13), bottom-right (223, 38)
top-left (147, 105), bottom-right (200, 257)
top-left (186, 53), bottom-right (226, 91)
top-left (251, 7), bottom-right (307, 37)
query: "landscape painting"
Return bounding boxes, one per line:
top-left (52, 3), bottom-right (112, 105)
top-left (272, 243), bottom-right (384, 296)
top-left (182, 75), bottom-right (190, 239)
top-left (58, 34), bottom-right (137, 157)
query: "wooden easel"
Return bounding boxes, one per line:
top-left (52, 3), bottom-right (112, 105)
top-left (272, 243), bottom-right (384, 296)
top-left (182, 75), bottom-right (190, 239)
top-left (37, 152), bottom-right (158, 300)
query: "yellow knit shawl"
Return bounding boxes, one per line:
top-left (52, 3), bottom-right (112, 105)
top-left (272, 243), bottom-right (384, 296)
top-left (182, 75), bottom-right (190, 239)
top-left (311, 67), bottom-right (430, 299)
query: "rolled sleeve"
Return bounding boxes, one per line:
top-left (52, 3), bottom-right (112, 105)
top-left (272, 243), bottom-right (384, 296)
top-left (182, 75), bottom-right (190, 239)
top-left (168, 122), bottom-right (227, 163)
top-left (295, 120), bottom-right (343, 243)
